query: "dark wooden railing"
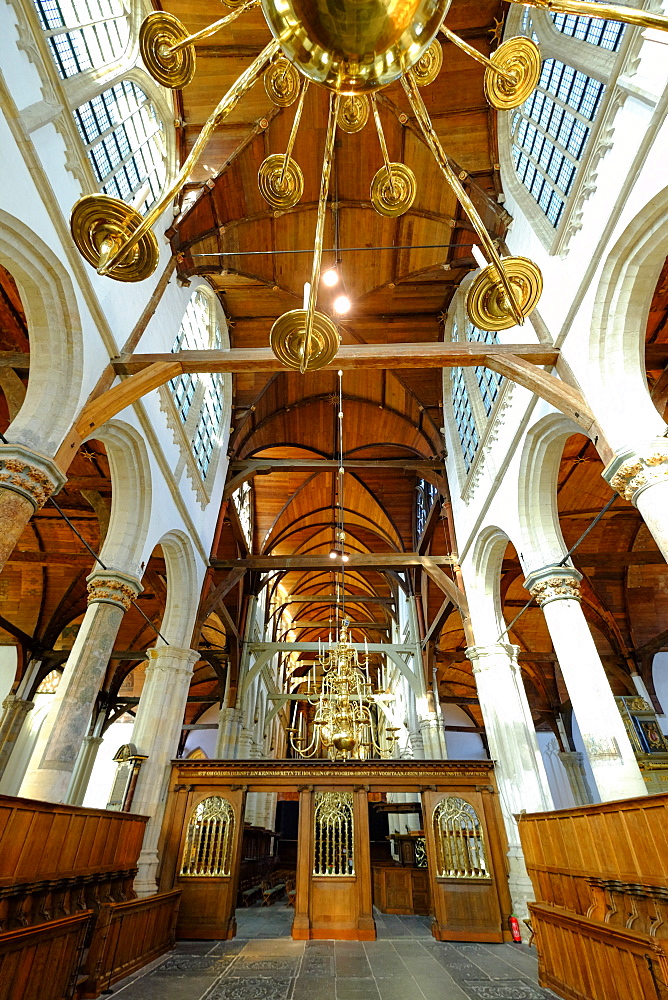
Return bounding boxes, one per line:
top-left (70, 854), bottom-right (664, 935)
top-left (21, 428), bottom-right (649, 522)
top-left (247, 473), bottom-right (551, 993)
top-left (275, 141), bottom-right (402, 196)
top-left (0, 911), bottom-right (93, 1000)
top-left (519, 792), bottom-right (668, 1000)
top-left (81, 890), bottom-right (181, 998)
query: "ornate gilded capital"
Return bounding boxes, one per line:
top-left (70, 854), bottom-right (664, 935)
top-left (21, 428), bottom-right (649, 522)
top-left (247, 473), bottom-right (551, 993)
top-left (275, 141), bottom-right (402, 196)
top-left (524, 566), bottom-right (582, 607)
top-left (604, 443), bottom-right (668, 504)
top-left (465, 643), bottom-right (521, 674)
top-left (86, 569), bottom-right (142, 610)
top-left (0, 444), bottom-right (66, 510)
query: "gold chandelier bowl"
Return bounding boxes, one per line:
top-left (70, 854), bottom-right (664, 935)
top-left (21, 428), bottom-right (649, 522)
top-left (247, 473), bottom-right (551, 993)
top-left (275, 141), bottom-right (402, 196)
top-left (258, 153), bottom-right (304, 210)
top-left (264, 57), bottom-right (302, 106)
top-left (269, 309), bottom-right (341, 371)
top-left (466, 255), bottom-right (543, 331)
top-left (485, 37), bottom-right (541, 111)
top-left (139, 11), bottom-right (195, 90)
top-left (70, 195), bottom-right (159, 283)
top-left (370, 163), bottom-right (417, 218)
top-left (338, 95), bottom-right (370, 133)
top-left (261, 0), bottom-right (452, 93)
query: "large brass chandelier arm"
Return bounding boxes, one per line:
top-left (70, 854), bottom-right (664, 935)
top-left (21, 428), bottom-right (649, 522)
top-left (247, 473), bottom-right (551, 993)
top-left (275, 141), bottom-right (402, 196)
top-left (70, 38), bottom-right (280, 282)
top-left (402, 72), bottom-right (537, 330)
top-left (512, 0), bottom-right (668, 32)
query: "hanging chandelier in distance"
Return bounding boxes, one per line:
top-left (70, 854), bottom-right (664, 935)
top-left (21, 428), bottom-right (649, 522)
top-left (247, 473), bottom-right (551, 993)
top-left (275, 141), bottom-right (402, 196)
top-left (287, 617), bottom-right (399, 761)
top-left (69, 0), bottom-right (668, 369)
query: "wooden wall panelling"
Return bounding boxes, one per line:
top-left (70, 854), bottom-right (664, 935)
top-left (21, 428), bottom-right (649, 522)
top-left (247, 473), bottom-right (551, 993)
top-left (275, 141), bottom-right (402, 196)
top-left (172, 786), bottom-right (247, 940)
top-left (81, 890), bottom-right (181, 998)
top-left (528, 902), bottom-right (668, 1000)
top-left (0, 911), bottom-right (93, 1000)
top-left (372, 866), bottom-right (431, 915)
top-left (421, 789), bottom-right (509, 942)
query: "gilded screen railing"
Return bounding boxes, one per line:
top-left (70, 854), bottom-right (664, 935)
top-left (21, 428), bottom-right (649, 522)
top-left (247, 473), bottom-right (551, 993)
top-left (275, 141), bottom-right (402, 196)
top-left (433, 796), bottom-right (489, 879)
top-left (313, 791), bottom-right (355, 876)
top-left (180, 796), bottom-right (235, 876)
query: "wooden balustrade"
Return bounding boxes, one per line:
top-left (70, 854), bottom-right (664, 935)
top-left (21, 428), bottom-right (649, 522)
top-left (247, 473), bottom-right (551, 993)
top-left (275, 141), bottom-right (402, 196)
top-left (518, 792), bottom-right (668, 1000)
top-left (0, 911), bottom-right (93, 1000)
top-left (81, 890), bottom-right (181, 998)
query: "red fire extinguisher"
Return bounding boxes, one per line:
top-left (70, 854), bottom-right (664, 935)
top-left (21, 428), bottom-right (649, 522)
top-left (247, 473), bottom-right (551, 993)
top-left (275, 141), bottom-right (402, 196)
top-left (509, 914), bottom-right (522, 943)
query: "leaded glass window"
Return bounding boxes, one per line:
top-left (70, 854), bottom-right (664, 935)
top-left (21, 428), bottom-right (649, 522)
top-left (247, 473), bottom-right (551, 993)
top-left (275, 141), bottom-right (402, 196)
top-left (74, 81), bottom-right (166, 210)
top-left (451, 367), bottom-right (479, 473)
top-left (467, 323), bottom-right (504, 416)
top-left (34, 0), bottom-right (129, 78)
top-left (511, 59), bottom-right (604, 228)
top-left (170, 291), bottom-right (226, 480)
top-left (550, 11), bottom-right (624, 51)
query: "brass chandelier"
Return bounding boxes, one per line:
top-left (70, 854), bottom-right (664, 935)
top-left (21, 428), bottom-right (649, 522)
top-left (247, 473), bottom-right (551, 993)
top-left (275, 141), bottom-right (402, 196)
top-left (70, 0), bottom-right (668, 373)
top-left (286, 617), bottom-right (399, 761)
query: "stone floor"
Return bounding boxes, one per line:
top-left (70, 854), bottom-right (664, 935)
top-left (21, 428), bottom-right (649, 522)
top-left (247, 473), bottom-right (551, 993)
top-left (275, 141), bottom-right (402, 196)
top-left (110, 905), bottom-right (557, 1000)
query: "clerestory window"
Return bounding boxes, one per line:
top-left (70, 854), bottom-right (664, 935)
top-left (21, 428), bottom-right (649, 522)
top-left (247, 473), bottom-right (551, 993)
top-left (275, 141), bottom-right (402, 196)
top-left (511, 59), bottom-right (604, 228)
top-left (33, 0), bottom-right (130, 79)
top-left (74, 80), bottom-right (166, 210)
top-left (169, 291), bottom-right (226, 480)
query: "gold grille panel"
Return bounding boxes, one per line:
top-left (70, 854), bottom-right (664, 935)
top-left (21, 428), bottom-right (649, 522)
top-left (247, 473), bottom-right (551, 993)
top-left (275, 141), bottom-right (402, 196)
top-left (433, 797), bottom-right (489, 879)
top-left (180, 796), bottom-right (235, 876)
top-left (313, 791), bottom-right (355, 876)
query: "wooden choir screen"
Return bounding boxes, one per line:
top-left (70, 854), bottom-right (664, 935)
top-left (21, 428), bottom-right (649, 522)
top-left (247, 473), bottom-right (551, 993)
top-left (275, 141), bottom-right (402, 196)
top-left (0, 911), bottom-right (92, 1000)
top-left (422, 789), bottom-right (509, 941)
top-left (158, 760), bottom-right (512, 942)
top-left (159, 787), bottom-right (246, 940)
top-left (518, 791), bottom-right (668, 1000)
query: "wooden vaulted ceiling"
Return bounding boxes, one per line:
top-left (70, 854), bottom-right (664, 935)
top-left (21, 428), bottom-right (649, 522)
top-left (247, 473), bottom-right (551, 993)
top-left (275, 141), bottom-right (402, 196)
top-left (2, 2), bottom-right (668, 751)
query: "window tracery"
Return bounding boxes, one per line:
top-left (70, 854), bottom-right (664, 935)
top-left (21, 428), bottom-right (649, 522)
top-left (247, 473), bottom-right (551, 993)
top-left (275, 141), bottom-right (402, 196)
top-left (74, 80), bottom-right (166, 210)
top-left (33, 0), bottom-right (129, 79)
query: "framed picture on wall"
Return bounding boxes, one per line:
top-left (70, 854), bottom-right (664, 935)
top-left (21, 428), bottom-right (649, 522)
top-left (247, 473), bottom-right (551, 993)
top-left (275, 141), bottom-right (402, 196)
top-left (633, 717), bottom-right (667, 753)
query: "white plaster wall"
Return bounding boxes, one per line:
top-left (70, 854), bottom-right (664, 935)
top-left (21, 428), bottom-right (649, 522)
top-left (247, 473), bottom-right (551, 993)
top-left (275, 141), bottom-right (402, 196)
top-left (0, 648), bottom-right (17, 704)
top-left (440, 703), bottom-right (487, 759)
top-left (182, 703), bottom-right (221, 759)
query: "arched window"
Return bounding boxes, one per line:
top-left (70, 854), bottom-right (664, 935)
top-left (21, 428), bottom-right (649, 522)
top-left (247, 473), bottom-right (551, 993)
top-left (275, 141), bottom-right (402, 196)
top-left (433, 797), bottom-right (489, 879)
top-left (448, 320), bottom-right (503, 475)
top-left (511, 59), bottom-right (604, 228)
top-left (169, 290), bottom-right (226, 479)
top-left (74, 80), bottom-right (167, 210)
top-left (34, 0), bottom-right (130, 78)
top-left (180, 796), bottom-right (235, 876)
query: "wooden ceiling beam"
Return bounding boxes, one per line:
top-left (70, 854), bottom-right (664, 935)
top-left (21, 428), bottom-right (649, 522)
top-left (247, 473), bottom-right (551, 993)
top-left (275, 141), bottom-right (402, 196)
top-left (114, 343), bottom-right (559, 376)
top-left (211, 554), bottom-right (454, 570)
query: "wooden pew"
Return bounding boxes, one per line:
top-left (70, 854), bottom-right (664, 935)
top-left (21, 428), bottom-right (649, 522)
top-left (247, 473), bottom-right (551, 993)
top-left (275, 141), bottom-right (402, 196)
top-left (0, 911), bottom-right (93, 1000)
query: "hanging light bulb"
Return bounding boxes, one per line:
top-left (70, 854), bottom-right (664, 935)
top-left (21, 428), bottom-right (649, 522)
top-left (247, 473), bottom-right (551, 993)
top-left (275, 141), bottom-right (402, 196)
top-left (329, 549), bottom-right (338, 559)
top-left (333, 294), bottom-right (351, 314)
top-left (341, 552), bottom-right (349, 563)
top-left (322, 268), bottom-right (339, 286)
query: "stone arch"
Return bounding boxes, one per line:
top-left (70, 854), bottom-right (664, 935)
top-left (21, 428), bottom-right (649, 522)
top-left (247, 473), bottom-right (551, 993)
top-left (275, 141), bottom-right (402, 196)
top-left (90, 420), bottom-right (152, 577)
top-left (589, 187), bottom-right (668, 450)
top-left (0, 210), bottom-right (84, 455)
top-left (468, 525), bottom-right (515, 645)
top-left (155, 529), bottom-right (200, 647)
top-left (517, 412), bottom-right (582, 572)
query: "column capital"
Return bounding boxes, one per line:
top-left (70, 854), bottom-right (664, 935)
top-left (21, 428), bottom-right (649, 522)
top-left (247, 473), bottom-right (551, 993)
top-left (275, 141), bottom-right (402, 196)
top-left (86, 568), bottom-right (142, 610)
top-left (0, 443), bottom-right (66, 510)
top-left (465, 643), bottom-right (520, 672)
top-left (603, 441), bottom-right (668, 504)
top-left (524, 565), bottom-right (582, 607)
top-left (2, 694), bottom-right (34, 713)
top-left (145, 645), bottom-right (200, 677)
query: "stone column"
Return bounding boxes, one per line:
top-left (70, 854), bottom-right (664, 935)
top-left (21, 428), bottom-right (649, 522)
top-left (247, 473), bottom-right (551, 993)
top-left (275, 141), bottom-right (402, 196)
top-left (524, 566), bottom-right (647, 801)
top-left (605, 444), bottom-right (668, 564)
top-left (466, 643), bottom-right (553, 920)
top-left (20, 569), bottom-right (141, 803)
top-left (216, 706), bottom-right (243, 759)
top-left (131, 645), bottom-right (200, 896)
top-left (558, 750), bottom-right (594, 806)
top-left (66, 735), bottom-right (104, 806)
top-left (0, 445), bottom-right (66, 571)
top-left (418, 713), bottom-right (446, 759)
top-left (0, 696), bottom-right (34, 780)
